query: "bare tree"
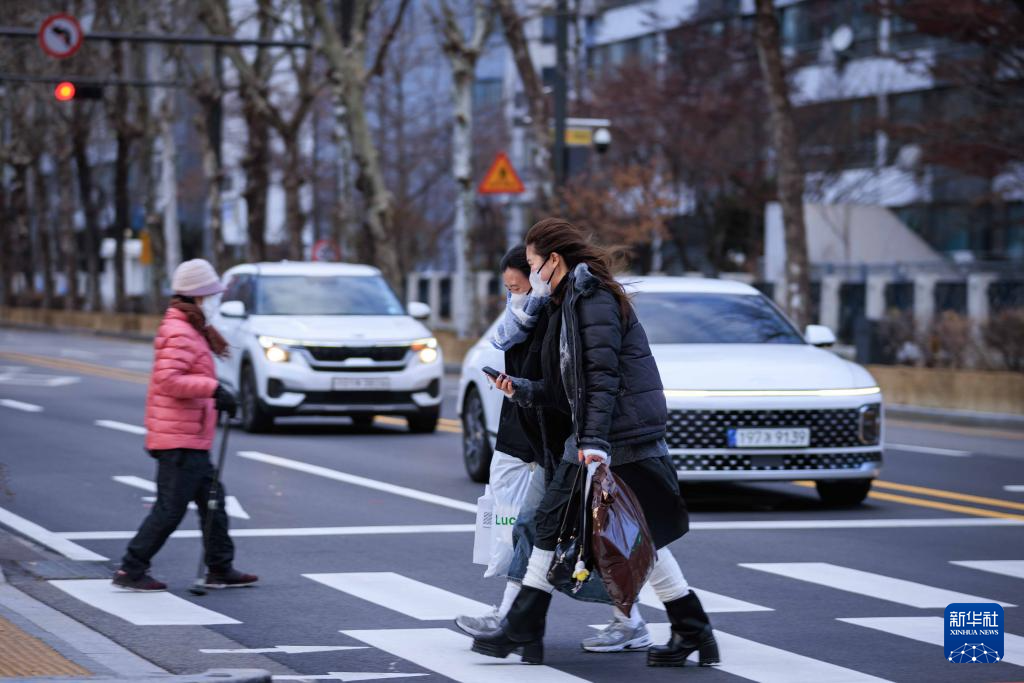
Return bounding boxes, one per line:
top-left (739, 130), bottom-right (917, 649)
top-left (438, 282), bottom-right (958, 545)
top-left (494, 0), bottom-right (553, 206)
top-left (755, 0), bottom-right (811, 327)
top-left (306, 0), bottom-right (409, 288)
top-left (432, 0), bottom-right (492, 337)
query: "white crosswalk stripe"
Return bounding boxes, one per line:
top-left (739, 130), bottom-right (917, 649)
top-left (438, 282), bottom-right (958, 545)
top-left (950, 560), bottom-right (1024, 580)
top-left (638, 583), bottom-right (772, 613)
top-left (304, 572), bottom-right (491, 620)
top-left (343, 628), bottom-right (591, 682)
top-left (740, 562), bottom-right (1016, 608)
top-left (637, 623), bottom-right (892, 682)
top-left (49, 579), bottom-right (240, 626)
top-left (839, 617), bottom-right (1024, 667)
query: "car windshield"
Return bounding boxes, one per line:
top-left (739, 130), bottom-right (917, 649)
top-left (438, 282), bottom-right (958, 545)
top-left (633, 292), bottom-right (804, 344)
top-left (254, 275), bottom-right (406, 316)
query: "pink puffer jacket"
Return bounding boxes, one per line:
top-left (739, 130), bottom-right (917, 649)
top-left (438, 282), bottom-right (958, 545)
top-left (144, 308), bottom-right (219, 451)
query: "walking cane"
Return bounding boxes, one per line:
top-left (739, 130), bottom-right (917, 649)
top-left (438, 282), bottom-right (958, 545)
top-left (189, 410), bottom-right (231, 596)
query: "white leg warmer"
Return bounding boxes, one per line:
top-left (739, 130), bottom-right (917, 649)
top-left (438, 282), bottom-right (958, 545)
top-left (648, 547), bottom-right (690, 604)
top-left (522, 547), bottom-right (555, 593)
top-left (498, 581), bottom-right (522, 617)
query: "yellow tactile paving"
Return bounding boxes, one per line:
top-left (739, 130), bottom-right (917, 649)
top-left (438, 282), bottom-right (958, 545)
top-left (0, 614), bottom-right (92, 677)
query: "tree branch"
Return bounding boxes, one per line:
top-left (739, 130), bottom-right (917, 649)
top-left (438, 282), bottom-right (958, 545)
top-left (367, 0), bottom-right (411, 80)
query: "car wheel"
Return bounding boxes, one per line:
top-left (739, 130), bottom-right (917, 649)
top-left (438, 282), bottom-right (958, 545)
top-left (816, 479), bottom-right (872, 507)
top-left (407, 406), bottom-right (439, 434)
top-left (350, 415), bottom-right (375, 428)
top-left (240, 363), bottom-right (274, 433)
top-left (461, 386), bottom-right (492, 483)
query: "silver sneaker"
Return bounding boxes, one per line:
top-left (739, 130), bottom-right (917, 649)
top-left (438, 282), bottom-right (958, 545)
top-left (454, 607), bottom-right (502, 638)
top-left (581, 619), bottom-right (654, 653)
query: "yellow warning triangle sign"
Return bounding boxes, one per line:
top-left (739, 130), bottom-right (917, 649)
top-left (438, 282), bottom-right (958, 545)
top-left (478, 151), bottom-right (525, 194)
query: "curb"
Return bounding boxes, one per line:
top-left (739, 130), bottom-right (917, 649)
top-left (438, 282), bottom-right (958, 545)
top-left (0, 320), bottom-right (153, 343)
top-left (18, 670), bottom-right (272, 682)
top-left (885, 403), bottom-right (1024, 431)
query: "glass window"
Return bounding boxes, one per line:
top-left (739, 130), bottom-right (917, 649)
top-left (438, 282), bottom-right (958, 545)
top-left (223, 274), bottom-right (254, 309)
top-left (542, 13), bottom-right (557, 43)
top-left (632, 292), bottom-right (805, 344)
top-left (254, 276), bottom-right (405, 316)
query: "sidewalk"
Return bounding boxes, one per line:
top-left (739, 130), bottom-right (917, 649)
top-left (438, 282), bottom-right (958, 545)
top-left (0, 531), bottom-right (269, 682)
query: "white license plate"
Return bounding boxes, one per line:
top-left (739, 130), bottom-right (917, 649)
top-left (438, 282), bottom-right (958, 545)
top-left (332, 377), bottom-right (391, 391)
top-left (728, 427), bottom-right (810, 448)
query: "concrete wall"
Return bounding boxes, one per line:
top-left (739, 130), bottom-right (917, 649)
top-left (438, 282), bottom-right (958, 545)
top-left (869, 365), bottom-right (1024, 415)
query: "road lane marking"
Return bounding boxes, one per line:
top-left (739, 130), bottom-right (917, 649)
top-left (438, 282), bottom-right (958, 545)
top-left (638, 583), bottom-right (772, 612)
top-left (839, 617), bottom-right (1024, 666)
top-left (0, 365), bottom-right (79, 387)
top-left (57, 516), bottom-right (1024, 541)
top-left (343, 628), bottom-right (590, 682)
top-left (274, 673), bottom-right (427, 681)
top-left (60, 524), bottom-right (476, 540)
top-left (306, 572), bottom-right (489, 620)
top-left (237, 450), bottom-right (477, 513)
top-left (49, 579), bottom-right (240, 625)
top-left (951, 560), bottom-right (1024, 580)
top-left (96, 420), bottom-right (147, 435)
top-left (1005, 485), bottom-right (1024, 492)
top-left (0, 351), bottom-right (148, 384)
top-left (791, 481), bottom-right (1024, 520)
top-left (613, 624), bottom-right (891, 682)
top-left (871, 480), bottom-right (1024, 512)
top-left (887, 443), bottom-right (971, 457)
top-left (740, 562), bottom-right (1015, 608)
top-left (113, 475), bottom-right (251, 520)
top-left (0, 506), bottom-right (107, 561)
top-left (202, 646), bottom-right (367, 654)
top-left (867, 491), bottom-right (1024, 521)
top-left (375, 415), bottom-right (461, 435)
top-left (0, 398), bottom-right (43, 412)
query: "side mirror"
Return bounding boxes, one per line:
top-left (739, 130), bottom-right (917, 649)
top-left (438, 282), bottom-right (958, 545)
top-left (220, 300), bottom-right (247, 318)
top-left (805, 324), bottom-right (837, 347)
top-left (407, 301), bottom-right (431, 320)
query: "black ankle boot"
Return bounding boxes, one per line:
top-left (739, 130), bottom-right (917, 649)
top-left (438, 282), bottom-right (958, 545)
top-left (647, 590), bottom-right (720, 667)
top-left (471, 586), bottom-right (552, 664)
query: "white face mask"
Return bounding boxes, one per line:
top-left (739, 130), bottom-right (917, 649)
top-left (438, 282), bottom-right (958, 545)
top-left (201, 298), bottom-right (220, 323)
top-left (529, 255), bottom-right (553, 298)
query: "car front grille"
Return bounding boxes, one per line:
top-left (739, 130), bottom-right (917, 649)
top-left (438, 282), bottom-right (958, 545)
top-left (672, 451), bottom-right (881, 472)
top-left (305, 345), bottom-right (409, 363)
top-left (666, 408), bottom-right (873, 449)
top-left (299, 390), bottom-right (416, 405)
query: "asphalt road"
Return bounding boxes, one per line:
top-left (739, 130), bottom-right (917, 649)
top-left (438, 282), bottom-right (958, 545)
top-left (0, 327), bottom-right (1022, 683)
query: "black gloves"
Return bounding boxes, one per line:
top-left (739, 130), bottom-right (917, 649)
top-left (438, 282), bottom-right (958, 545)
top-left (214, 384), bottom-right (238, 417)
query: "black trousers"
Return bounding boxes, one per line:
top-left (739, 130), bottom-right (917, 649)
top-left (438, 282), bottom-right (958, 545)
top-left (121, 448), bottom-right (234, 578)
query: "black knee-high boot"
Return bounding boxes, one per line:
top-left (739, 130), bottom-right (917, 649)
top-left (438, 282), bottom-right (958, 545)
top-left (471, 586), bottom-right (552, 664)
top-left (647, 590), bottom-right (720, 667)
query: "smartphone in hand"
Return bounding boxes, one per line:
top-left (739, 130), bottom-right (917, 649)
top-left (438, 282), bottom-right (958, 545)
top-left (482, 366), bottom-right (502, 380)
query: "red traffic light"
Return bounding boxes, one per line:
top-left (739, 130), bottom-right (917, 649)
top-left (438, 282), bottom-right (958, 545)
top-left (54, 81), bottom-right (76, 101)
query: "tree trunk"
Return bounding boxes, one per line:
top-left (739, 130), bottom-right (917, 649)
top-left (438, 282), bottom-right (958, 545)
top-left (158, 85), bottom-right (181, 284)
top-left (308, 0), bottom-right (404, 289)
top-left (32, 159), bottom-right (55, 309)
top-left (114, 121), bottom-right (130, 313)
top-left (58, 148), bottom-right (79, 312)
top-left (0, 182), bottom-right (11, 307)
top-left (282, 128), bottom-right (306, 261)
top-left (755, 0), bottom-right (811, 328)
top-left (495, 0), bottom-right (553, 206)
top-left (242, 99), bottom-right (270, 263)
top-left (72, 109), bottom-right (102, 311)
top-left (451, 62), bottom-right (474, 337)
top-left (12, 163), bottom-right (31, 304)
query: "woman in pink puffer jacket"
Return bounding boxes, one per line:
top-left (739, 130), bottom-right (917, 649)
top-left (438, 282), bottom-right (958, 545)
top-left (113, 259), bottom-right (258, 592)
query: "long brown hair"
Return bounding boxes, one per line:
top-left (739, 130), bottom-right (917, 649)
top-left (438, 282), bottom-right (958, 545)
top-left (525, 217), bottom-right (632, 319)
top-left (169, 296), bottom-right (229, 358)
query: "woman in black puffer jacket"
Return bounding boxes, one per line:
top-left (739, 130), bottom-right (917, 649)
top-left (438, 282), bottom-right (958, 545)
top-left (473, 218), bottom-right (720, 668)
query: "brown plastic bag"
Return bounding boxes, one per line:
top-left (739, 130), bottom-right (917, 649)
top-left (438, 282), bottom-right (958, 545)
top-left (590, 464), bottom-right (656, 613)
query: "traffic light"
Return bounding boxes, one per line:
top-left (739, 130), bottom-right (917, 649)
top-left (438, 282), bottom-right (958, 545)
top-left (53, 81), bottom-right (103, 101)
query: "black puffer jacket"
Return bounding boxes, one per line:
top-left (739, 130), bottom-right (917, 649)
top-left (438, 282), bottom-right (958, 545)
top-left (518, 263), bottom-right (667, 453)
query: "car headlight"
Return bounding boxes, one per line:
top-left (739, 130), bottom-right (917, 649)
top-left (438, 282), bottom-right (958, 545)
top-left (258, 335), bottom-right (295, 363)
top-left (412, 337), bottom-right (439, 364)
top-left (858, 403), bottom-right (881, 445)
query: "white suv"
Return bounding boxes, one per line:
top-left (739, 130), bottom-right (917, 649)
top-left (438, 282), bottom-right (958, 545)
top-left (213, 262), bottom-right (443, 433)
top-left (458, 277), bottom-right (883, 505)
